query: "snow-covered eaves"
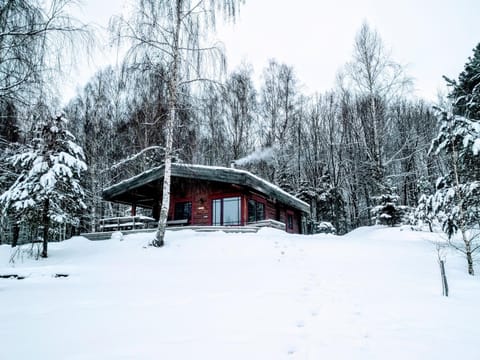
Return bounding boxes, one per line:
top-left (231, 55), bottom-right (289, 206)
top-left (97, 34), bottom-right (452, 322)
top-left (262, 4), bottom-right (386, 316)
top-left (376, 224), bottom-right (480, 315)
top-left (103, 163), bottom-right (310, 213)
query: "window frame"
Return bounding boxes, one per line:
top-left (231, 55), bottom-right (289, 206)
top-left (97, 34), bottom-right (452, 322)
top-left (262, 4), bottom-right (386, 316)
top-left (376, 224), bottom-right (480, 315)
top-left (211, 195), bottom-right (243, 226)
top-left (247, 197), bottom-right (266, 223)
top-left (173, 199), bottom-right (193, 224)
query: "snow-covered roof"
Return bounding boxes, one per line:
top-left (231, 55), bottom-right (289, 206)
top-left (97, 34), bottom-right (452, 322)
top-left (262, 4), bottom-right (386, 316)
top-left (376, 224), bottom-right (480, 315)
top-left (103, 163), bottom-right (310, 213)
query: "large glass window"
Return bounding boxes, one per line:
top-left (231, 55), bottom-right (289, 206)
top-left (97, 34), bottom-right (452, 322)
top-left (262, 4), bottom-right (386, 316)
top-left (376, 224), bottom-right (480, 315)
top-left (174, 201), bottom-right (192, 222)
top-left (248, 199), bottom-right (265, 223)
top-left (212, 197), bottom-right (241, 226)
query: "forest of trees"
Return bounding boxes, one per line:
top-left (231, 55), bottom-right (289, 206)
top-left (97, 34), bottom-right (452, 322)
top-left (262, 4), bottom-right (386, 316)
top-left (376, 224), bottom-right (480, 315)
top-left (0, 1), bottom-right (479, 265)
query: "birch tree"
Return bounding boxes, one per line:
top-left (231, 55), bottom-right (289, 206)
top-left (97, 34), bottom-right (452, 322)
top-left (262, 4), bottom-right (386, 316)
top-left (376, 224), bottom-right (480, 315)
top-left (111, 0), bottom-right (244, 247)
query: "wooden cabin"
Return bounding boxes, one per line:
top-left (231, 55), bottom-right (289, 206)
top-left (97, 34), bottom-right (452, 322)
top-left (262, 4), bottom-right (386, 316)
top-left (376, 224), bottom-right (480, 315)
top-left (102, 164), bottom-right (310, 234)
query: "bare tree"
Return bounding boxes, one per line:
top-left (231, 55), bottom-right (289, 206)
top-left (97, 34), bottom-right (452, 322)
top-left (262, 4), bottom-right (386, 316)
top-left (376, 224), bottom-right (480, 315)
top-left (259, 59), bottom-right (299, 182)
top-left (64, 67), bottom-right (124, 232)
top-left (0, 0), bottom-right (91, 104)
top-left (111, 0), bottom-right (244, 247)
top-left (224, 64), bottom-right (256, 161)
top-left (342, 22), bottom-right (411, 187)
top-left (196, 82), bottom-right (229, 165)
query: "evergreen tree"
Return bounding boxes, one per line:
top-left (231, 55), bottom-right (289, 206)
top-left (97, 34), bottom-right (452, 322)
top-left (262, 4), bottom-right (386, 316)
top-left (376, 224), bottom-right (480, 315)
top-left (372, 182), bottom-right (402, 226)
top-left (429, 109), bottom-right (480, 275)
top-left (428, 44), bottom-right (480, 274)
top-left (315, 173), bottom-right (345, 233)
top-left (295, 179), bottom-right (318, 234)
top-left (296, 174), bottom-right (345, 234)
top-left (0, 111), bottom-right (87, 257)
top-left (444, 43), bottom-right (480, 120)
top-left (413, 177), bottom-right (436, 232)
top-left (276, 163), bottom-right (296, 195)
top-left (0, 100), bottom-right (20, 146)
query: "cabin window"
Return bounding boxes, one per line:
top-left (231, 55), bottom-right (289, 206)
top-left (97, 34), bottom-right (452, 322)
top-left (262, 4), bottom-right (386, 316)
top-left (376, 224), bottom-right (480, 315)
top-left (174, 201), bottom-right (192, 223)
top-left (247, 199), bottom-right (265, 223)
top-left (212, 196), bottom-right (241, 226)
top-left (287, 213), bottom-right (294, 230)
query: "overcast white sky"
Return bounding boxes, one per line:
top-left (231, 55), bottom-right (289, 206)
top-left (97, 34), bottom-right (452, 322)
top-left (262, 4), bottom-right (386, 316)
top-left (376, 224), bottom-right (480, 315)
top-left (67, 0), bottom-right (480, 103)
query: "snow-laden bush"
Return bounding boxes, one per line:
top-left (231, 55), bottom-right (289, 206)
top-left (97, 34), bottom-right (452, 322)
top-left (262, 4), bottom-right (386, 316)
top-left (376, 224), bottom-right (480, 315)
top-left (316, 221), bottom-right (336, 234)
top-left (111, 231), bottom-right (124, 241)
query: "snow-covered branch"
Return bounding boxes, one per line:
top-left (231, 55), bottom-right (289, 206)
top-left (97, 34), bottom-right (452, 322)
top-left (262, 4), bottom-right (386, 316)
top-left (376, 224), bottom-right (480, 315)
top-left (109, 145), bottom-right (165, 171)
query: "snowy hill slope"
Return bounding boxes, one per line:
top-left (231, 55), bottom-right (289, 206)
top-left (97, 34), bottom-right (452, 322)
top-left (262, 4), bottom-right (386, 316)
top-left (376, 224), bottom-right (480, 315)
top-left (0, 227), bottom-right (479, 359)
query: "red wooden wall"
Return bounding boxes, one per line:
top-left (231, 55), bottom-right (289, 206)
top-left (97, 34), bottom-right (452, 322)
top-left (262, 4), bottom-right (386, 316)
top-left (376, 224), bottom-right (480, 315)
top-left (152, 178), bottom-right (303, 233)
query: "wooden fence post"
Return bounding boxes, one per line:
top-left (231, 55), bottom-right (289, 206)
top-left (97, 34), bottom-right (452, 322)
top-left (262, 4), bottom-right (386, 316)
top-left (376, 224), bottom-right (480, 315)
top-left (440, 260), bottom-right (449, 297)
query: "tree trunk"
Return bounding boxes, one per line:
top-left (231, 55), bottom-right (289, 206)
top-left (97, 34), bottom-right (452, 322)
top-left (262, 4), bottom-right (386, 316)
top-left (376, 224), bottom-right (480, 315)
top-left (463, 230), bottom-right (475, 275)
top-left (12, 221), bottom-right (19, 247)
top-left (91, 164), bottom-right (97, 233)
top-left (154, 122), bottom-right (173, 247)
top-left (466, 251), bottom-right (474, 276)
top-left (153, 0), bottom-right (182, 247)
top-left (41, 198), bottom-right (50, 258)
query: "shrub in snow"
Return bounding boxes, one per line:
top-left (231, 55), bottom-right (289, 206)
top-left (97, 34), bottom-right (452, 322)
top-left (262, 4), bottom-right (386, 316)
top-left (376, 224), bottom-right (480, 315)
top-left (412, 177), bottom-right (439, 232)
top-left (304, 219), bottom-right (336, 235)
top-left (316, 221), bottom-right (336, 235)
top-left (413, 194), bottom-right (437, 232)
top-left (0, 111), bottom-right (87, 258)
top-left (111, 231), bottom-right (124, 241)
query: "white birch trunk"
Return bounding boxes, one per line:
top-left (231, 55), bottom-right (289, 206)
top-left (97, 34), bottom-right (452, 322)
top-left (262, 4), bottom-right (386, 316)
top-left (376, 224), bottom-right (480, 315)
top-left (153, 0), bottom-right (182, 247)
top-left (462, 229), bottom-right (475, 275)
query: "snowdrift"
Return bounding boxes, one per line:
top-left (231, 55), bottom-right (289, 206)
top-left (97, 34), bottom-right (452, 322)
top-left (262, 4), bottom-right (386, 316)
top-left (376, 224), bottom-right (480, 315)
top-left (0, 226), bottom-right (479, 359)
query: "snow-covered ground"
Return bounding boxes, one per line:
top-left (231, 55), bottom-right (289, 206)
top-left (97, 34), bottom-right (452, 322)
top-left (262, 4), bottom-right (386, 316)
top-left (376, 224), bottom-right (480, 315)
top-left (1, 226), bottom-right (479, 359)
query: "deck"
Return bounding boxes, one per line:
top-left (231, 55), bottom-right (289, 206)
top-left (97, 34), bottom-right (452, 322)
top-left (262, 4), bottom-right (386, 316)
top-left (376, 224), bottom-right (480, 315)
top-left (80, 218), bottom-right (286, 241)
top-left (80, 225), bottom-right (261, 241)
